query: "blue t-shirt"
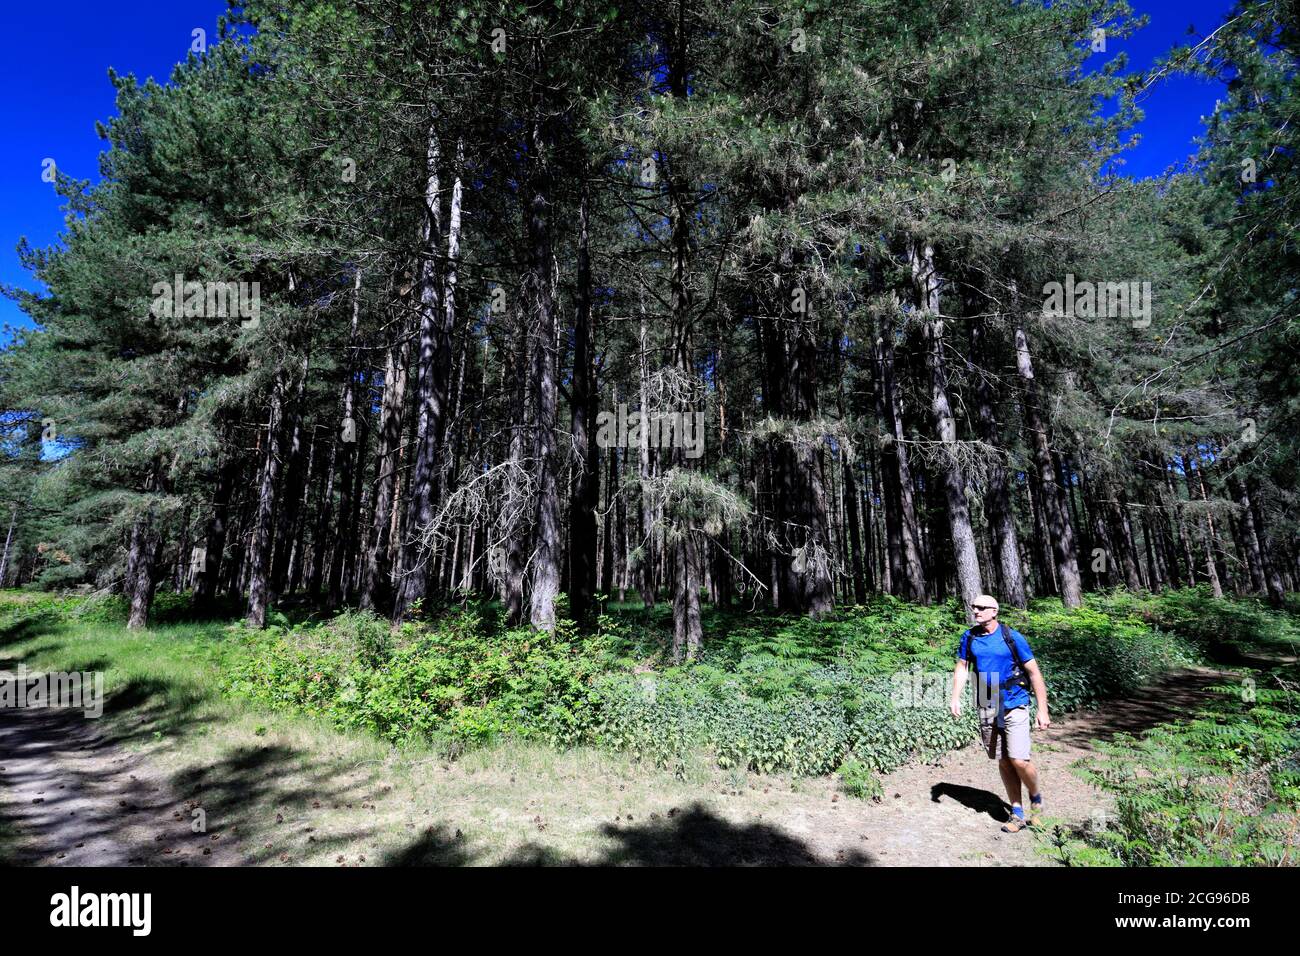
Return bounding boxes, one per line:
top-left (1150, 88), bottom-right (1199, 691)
top-left (956, 624), bottom-right (1035, 713)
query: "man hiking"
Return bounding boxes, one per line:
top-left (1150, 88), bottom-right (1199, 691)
top-left (948, 594), bottom-right (1051, 833)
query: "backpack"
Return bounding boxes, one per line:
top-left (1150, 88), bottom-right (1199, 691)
top-left (965, 623), bottom-right (1031, 694)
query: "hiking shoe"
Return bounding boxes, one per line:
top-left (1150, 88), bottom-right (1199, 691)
top-left (1028, 797), bottom-right (1044, 827)
top-left (1001, 812), bottom-right (1028, 833)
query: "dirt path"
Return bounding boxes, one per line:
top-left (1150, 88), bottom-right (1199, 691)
top-left (0, 705), bottom-right (244, 866)
top-left (0, 667), bottom-right (1235, 866)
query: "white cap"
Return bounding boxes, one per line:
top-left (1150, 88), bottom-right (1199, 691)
top-left (972, 594), bottom-right (999, 610)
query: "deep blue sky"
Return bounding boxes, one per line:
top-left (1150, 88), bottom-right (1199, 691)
top-left (0, 0), bottom-right (1237, 340)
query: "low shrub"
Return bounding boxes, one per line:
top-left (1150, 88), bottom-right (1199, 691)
top-left (214, 587), bottom-right (1290, 794)
top-left (591, 662), bottom-right (976, 778)
top-left (223, 607), bottom-right (613, 749)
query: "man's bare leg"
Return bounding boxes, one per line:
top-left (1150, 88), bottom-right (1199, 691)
top-left (997, 755), bottom-right (1022, 810)
top-left (1010, 758), bottom-right (1040, 799)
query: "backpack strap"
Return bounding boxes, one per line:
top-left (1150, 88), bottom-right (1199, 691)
top-left (966, 626), bottom-right (1018, 670)
top-left (999, 623), bottom-right (1024, 668)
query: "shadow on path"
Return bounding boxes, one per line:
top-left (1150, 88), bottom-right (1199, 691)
top-left (929, 782), bottom-right (1009, 822)
top-left (382, 803), bottom-right (876, 866)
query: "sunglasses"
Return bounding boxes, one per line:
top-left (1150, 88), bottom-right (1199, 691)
top-left (971, 605), bottom-right (995, 612)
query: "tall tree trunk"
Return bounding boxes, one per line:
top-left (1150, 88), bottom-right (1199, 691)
top-left (568, 187), bottom-right (598, 624)
top-left (1027, 462), bottom-right (1056, 595)
top-left (864, 448), bottom-right (878, 594)
top-left (1141, 503), bottom-right (1163, 588)
top-left (285, 428), bottom-right (318, 596)
top-left (841, 447), bottom-right (867, 604)
top-left (637, 305), bottom-right (656, 610)
top-left (913, 243), bottom-right (982, 617)
top-left (877, 317), bottom-right (927, 601)
top-left (1014, 321), bottom-right (1083, 607)
top-left (125, 511), bottom-right (161, 631)
top-left (1111, 488), bottom-right (1143, 591)
top-left (359, 319), bottom-right (410, 613)
top-left (1228, 474), bottom-right (1268, 596)
top-left (125, 464), bottom-right (165, 630)
top-left (1078, 464), bottom-right (1113, 588)
top-left (246, 376), bottom-right (286, 629)
top-left (306, 430), bottom-right (337, 600)
top-left (1157, 493), bottom-right (1183, 589)
top-left (602, 436), bottom-right (617, 598)
top-left (525, 109), bottom-right (562, 632)
top-left (969, 316), bottom-right (1026, 607)
top-left (1246, 476), bottom-right (1286, 605)
top-left (395, 131), bottom-right (464, 621)
top-left (327, 269), bottom-right (364, 608)
top-left (872, 337), bottom-right (903, 594)
top-left (1196, 457), bottom-right (1233, 592)
top-left (1184, 451), bottom-right (1224, 598)
top-left (1232, 476), bottom-right (1274, 600)
top-left (195, 454), bottom-right (239, 603)
top-left (502, 319), bottom-right (530, 625)
top-left (662, 2), bottom-right (704, 654)
top-left (0, 504), bottom-right (17, 588)
top-left (270, 366), bottom-right (310, 597)
top-left (1165, 460), bottom-right (1196, 587)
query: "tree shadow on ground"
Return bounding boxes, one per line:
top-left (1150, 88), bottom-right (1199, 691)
top-left (0, 613), bottom-right (64, 654)
top-left (382, 802), bottom-right (876, 866)
top-left (0, 795), bottom-right (26, 865)
top-left (169, 742), bottom-right (381, 865)
top-left (0, 703), bottom-right (383, 866)
top-left (381, 825), bottom-right (477, 866)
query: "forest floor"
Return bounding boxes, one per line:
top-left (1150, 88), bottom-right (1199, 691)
top-left (0, 662), bottom-right (1244, 866)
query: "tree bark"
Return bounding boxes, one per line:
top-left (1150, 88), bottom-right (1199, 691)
top-left (358, 316), bottom-right (410, 613)
top-left (395, 131), bottom-right (464, 621)
top-left (1183, 451), bottom-right (1224, 598)
top-left (125, 464), bottom-right (164, 630)
top-left (0, 504), bottom-right (16, 588)
top-left (195, 454), bottom-right (239, 603)
top-left (876, 317), bottom-right (927, 602)
top-left (568, 187), bottom-right (599, 624)
top-left (968, 316), bottom-right (1026, 607)
top-left (637, 305), bottom-right (656, 610)
top-left (1014, 321), bottom-right (1083, 607)
top-left (502, 316), bottom-right (530, 625)
top-left (525, 109), bottom-right (562, 632)
top-left (1228, 474), bottom-right (1268, 596)
top-left (1246, 475), bottom-right (1286, 605)
top-left (246, 376), bottom-right (286, 628)
top-left (327, 269), bottom-right (364, 608)
top-left (306, 429), bottom-right (337, 600)
top-left (913, 243), bottom-right (982, 617)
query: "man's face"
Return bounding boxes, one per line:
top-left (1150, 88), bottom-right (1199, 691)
top-left (971, 602), bottom-right (998, 627)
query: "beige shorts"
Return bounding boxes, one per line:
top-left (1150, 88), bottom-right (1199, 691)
top-left (979, 705), bottom-right (1031, 761)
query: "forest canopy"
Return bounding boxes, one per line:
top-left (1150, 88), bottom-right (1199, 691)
top-left (1, 0), bottom-right (1297, 663)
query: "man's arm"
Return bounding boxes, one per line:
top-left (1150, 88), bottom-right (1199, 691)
top-left (1024, 658), bottom-right (1051, 728)
top-left (949, 659), bottom-right (968, 718)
